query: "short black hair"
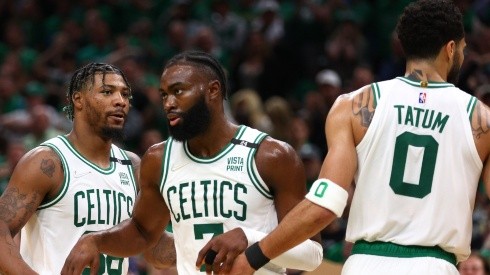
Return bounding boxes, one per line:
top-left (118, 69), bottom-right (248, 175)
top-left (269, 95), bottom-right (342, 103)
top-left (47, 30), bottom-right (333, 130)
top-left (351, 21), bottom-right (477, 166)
top-left (396, 0), bottom-right (464, 60)
top-left (64, 62), bottom-right (131, 120)
top-left (164, 51), bottom-right (228, 99)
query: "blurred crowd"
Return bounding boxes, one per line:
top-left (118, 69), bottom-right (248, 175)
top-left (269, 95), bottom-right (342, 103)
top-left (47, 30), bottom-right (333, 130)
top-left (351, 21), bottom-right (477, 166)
top-left (1, 0), bottom-right (490, 274)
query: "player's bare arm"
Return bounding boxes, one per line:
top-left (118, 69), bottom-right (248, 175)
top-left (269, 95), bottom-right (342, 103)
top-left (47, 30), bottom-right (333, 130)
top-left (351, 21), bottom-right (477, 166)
top-left (229, 91), bottom-right (361, 275)
top-left (255, 137), bottom-right (309, 223)
top-left (0, 147), bottom-right (64, 274)
top-left (472, 101), bottom-right (490, 197)
top-left (196, 135), bottom-right (323, 274)
top-left (61, 142), bottom-right (171, 275)
top-left (143, 231), bottom-right (176, 269)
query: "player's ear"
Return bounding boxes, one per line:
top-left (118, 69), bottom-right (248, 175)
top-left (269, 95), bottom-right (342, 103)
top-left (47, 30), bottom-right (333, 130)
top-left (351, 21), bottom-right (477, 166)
top-left (445, 40), bottom-right (456, 61)
top-left (207, 80), bottom-right (221, 100)
top-left (72, 91), bottom-right (83, 109)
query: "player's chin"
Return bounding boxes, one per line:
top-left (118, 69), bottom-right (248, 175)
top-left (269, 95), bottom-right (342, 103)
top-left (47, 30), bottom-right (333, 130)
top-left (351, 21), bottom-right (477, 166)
top-left (101, 126), bottom-right (125, 140)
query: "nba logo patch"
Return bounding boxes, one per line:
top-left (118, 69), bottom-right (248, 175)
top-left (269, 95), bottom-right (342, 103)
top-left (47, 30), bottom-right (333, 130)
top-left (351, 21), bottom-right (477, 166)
top-left (419, 92), bottom-right (426, 103)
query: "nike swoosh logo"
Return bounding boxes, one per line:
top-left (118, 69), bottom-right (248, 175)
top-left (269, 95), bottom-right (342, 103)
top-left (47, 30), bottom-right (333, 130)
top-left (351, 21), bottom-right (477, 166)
top-left (74, 171), bottom-right (91, 178)
top-left (171, 162), bottom-right (190, 171)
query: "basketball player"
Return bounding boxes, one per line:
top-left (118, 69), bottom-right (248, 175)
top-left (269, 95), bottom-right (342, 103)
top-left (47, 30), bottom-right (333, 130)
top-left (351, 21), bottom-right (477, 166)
top-left (0, 63), bottom-right (139, 274)
top-left (61, 51), bottom-right (323, 275)
top-left (224, 0), bottom-right (490, 274)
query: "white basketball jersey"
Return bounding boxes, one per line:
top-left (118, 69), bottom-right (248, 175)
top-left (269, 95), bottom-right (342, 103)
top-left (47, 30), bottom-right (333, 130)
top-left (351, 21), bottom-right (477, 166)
top-left (161, 126), bottom-right (285, 274)
top-left (20, 135), bottom-right (137, 274)
top-left (346, 77), bottom-right (482, 262)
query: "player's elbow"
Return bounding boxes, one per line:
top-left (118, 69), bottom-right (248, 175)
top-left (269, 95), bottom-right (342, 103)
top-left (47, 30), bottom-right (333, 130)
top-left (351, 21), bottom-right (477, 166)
top-left (301, 241), bottom-right (324, 271)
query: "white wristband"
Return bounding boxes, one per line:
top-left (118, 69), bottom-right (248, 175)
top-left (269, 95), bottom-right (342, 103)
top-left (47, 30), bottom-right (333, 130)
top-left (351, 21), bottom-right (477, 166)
top-left (305, 178), bottom-right (348, 217)
top-left (241, 228), bottom-right (323, 271)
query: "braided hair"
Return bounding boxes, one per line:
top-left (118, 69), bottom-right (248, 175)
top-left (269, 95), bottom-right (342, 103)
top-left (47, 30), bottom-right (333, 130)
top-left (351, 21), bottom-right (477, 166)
top-left (64, 62), bottom-right (131, 120)
top-left (164, 51), bottom-right (229, 99)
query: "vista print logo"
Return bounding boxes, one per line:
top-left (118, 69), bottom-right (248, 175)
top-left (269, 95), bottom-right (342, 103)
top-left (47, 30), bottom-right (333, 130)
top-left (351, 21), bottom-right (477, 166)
top-left (119, 172), bottom-right (129, 186)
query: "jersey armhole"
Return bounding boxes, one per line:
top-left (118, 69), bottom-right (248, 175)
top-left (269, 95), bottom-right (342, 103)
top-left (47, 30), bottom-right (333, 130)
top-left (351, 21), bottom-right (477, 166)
top-left (467, 96), bottom-right (477, 122)
top-left (159, 138), bottom-right (173, 193)
top-left (246, 133), bottom-right (273, 200)
top-left (371, 82), bottom-right (381, 108)
top-left (38, 144), bottom-right (70, 209)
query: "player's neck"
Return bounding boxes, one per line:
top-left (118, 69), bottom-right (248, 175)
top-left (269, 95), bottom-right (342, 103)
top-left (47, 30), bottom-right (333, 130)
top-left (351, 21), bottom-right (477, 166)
top-left (66, 127), bottom-right (113, 168)
top-left (405, 60), bottom-right (446, 83)
top-left (186, 119), bottom-right (239, 158)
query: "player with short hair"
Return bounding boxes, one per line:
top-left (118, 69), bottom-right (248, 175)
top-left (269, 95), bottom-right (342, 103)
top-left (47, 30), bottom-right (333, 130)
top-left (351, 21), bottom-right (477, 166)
top-left (223, 1), bottom-right (490, 274)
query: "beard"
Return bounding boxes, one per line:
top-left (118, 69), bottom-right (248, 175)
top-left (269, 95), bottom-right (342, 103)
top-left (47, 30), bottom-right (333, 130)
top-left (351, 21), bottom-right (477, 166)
top-left (167, 95), bottom-right (211, 142)
top-left (447, 51), bottom-right (462, 85)
top-left (86, 101), bottom-right (126, 142)
top-left (101, 126), bottom-right (125, 141)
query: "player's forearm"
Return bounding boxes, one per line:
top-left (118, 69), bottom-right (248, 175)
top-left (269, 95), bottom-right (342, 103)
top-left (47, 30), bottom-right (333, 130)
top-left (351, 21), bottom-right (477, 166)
top-left (242, 227), bottom-right (323, 271)
top-left (260, 199), bottom-right (335, 260)
top-left (143, 231), bottom-right (176, 269)
top-left (95, 219), bottom-right (157, 257)
top-left (0, 224), bottom-right (37, 274)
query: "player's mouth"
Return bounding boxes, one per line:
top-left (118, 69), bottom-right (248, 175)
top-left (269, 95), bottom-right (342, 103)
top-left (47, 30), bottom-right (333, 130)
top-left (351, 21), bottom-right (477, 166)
top-left (167, 113), bottom-right (181, 126)
top-left (108, 112), bottom-right (126, 124)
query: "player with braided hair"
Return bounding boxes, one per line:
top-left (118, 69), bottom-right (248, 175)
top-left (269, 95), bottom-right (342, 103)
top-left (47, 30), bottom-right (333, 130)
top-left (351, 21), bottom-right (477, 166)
top-left (61, 51), bottom-right (323, 275)
top-left (64, 62), bottom-right (132, 120)
top-left (0, 62), bottom-right (140, 274)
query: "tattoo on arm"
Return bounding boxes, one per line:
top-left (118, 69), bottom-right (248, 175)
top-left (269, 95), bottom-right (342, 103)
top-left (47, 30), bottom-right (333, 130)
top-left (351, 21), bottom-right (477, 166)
top-left (41, 158), bottom-right (55, 178)
top-left (352, 88), bottom-right (375, 128)
top-left (0, 188), bottom-right (40, 258)
top-left (471, 102), bottom-right (490, 139)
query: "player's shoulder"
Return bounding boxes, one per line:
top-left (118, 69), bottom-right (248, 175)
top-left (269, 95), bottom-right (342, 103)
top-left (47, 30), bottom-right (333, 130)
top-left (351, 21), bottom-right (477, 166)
top-left (328, 84), bottom-right (373, 119)
top-left (256, 136), bottom-right (299, 164)
top-left (10, 145), bottom-right (64, 188)
top-left (143, 141), bottom-right (167, 160)
top-left (19, 145), bottom-right (61, 165)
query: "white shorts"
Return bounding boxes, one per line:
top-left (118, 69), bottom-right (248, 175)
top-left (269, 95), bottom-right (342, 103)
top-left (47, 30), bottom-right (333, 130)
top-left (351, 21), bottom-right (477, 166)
top-left (341, 254), bottom-right (459, 275)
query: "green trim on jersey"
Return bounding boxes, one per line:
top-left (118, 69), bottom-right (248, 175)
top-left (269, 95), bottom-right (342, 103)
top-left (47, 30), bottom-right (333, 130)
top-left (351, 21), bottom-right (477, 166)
top-left (38, 144), bottom-right (70, 209)
top-left (183, 126), bottom-right (247, 163)
top-left (246, 132), bottom-right (273, 199)
top-left (160, 138), bottom-right (174, 192)
top-left (119, 149), bottom-right (137, 195)
top-left (352, 240), bottom-right (456, 266)
top-left (467, 96), bottom-right (477, 122)
top-left (372, 82), bottom-right (381, 108)
top-left (396, 77), bottom-right (455, 88)
top-left (58, 136), bottom-right (116, 174)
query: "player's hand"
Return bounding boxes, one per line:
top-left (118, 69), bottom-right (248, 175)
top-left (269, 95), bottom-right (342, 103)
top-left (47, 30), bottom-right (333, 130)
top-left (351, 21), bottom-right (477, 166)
top-left (226, 253), bottom-right (254, 275)
top-left (196, 228), bottom-right (248, 274)
top-left (61, 234), bottom-right (100, 275)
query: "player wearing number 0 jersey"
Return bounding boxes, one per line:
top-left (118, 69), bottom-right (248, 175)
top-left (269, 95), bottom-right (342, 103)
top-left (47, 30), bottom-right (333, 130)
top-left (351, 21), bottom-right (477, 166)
top-left (161, 126), bottom-right (283, 274)
top-left (345, 77), bottom-right (480, 264)
top-left (21, 136), bottom-right (137, 274)
top-left (223, 2), bottom-right (490, 275)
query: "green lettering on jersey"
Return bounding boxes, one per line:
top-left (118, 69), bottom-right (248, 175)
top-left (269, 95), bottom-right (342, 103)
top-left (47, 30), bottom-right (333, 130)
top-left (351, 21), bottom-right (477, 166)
top-left (74, 191), bottom-right (86, 227)
top-left (234, 183), bottom-right (247, 221)
top-left (167, 186), bottom-right (180, 222)
top-left (432, 112), bottom-right (450, 133)
top-left (389, 132), bottom-right (438, 198)
top-left (87, 189), bottom-right (96, 225)
top-left (179, 182), bottom-right (191, 220)
top-left (220, 181), bottom-right (233, 218)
